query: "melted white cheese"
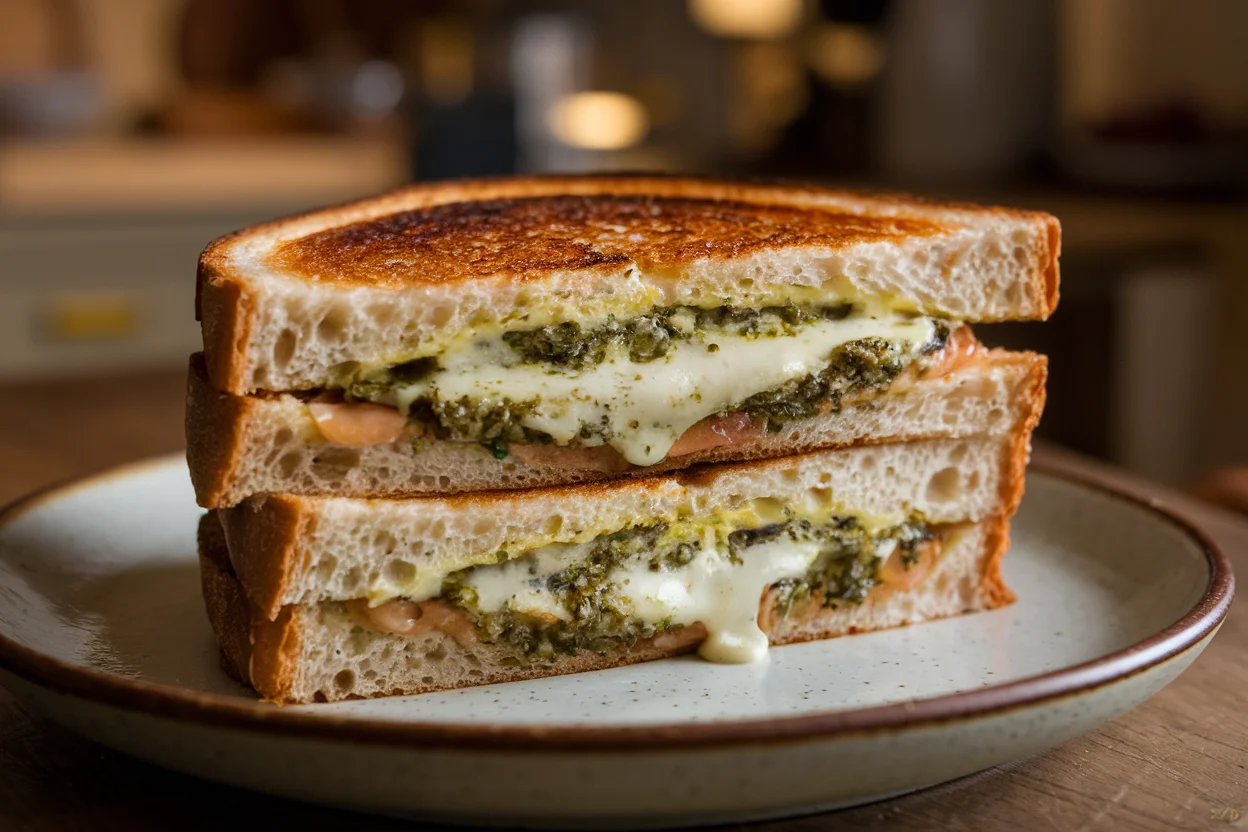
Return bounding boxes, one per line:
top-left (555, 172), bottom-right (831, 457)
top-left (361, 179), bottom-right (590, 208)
top-left (621, 535), bottom-right (824, 663)
top-left (458, 531), bottom-right (824, 664)
top-left (392, 312), bottom-right (935, 466)
top-left (466, 542), bottom-right (590, 622)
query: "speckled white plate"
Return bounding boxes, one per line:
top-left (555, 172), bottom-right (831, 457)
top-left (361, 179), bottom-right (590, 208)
top-left (0, 456), bottom-right (1232, 828)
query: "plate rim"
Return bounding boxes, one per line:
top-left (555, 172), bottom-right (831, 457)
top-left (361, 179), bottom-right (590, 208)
top-left (0, 453), bottom-right (1234, 751)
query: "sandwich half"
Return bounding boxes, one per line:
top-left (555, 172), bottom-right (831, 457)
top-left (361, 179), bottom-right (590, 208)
top-left (202, 425), bottom-right (1037, 703)
top-left (189, 175), bottom-right (1059, 507)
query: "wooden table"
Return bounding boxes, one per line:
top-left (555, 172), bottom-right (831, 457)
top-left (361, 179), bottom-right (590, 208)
top-left (1, 368), bottom-right (1244, 831)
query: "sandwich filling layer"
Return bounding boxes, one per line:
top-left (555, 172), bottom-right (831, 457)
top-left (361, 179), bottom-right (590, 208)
top-left (326, 302), bottom-right (952, 466)
top-left (350, 510), bottom-right (940, 664)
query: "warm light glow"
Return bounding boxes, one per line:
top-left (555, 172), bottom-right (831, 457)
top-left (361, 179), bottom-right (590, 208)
top-left (688, 0), bottom-right (804, 40)
top-left (547, 92), bottom-right (649, 151)
top-left (807, 23), bottom-right (884, 88)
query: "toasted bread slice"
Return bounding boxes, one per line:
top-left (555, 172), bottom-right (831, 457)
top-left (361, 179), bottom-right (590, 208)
top-left (197, 175), bottom-right (1060, 395)
top-left (200, 510), bottom-right (1013, 703)
top-left (187, 349), bottom-right (1045, 509)
top-left (214, 429), bottom-right (1031, 622)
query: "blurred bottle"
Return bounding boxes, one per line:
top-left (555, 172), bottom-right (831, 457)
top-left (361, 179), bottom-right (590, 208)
top-left (411, 7), bottom-right (519, 179)
top-left (877, 0), bottom-right (1054, 186)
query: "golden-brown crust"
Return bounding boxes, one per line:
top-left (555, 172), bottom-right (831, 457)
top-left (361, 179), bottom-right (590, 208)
top-left (248, 604), bottom-right (301, 702)
top-left (197, 513), bottom-right (252, 685)
top-left (199, 512), bottom-right (302, 701)
top-left (196, 259), bottom-right (253, 394)
top-left (197, 174), bottom-right (1059, 283)
top-left (268, 194), bottom-right (947, 289)
top-left (978, 353), bottom-right (1047, 604)
top-left (1040, 214), bottom-right (1062, 320)
top-left (977, 515), bottom-right (1017, 608)
top-left (216, 496), bottom-right (311, 622)
top-left (186, 354), bottom-right (252, 509)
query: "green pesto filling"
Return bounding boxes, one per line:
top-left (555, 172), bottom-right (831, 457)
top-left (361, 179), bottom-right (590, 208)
top-left (499, 302), bottom-right (856, 369)
top-left (439, 514), bottom-right (932, 660)
top-left (338, 312), bottom-right (950, 456)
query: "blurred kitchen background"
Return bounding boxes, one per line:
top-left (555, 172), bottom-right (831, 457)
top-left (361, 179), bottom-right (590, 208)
top-left (1, 0), bottom-right (1246, 487)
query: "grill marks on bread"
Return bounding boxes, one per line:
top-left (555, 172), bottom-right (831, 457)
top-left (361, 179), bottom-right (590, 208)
top-left (269, 195), bottom-right (948, 288)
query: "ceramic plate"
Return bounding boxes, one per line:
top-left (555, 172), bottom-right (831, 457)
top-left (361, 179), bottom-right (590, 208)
top-left (0, 456), bottom-right (1232, 829)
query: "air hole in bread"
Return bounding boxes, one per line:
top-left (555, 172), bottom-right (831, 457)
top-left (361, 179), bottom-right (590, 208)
top-left (363, 669), bottom-right (378, 681)
top-left (469, 517), bottom-right (493, 536)
top-left (368, 302), bottom-right (398, 328)
top-left (860, 455), bottom-right (877, 471)
top-left (787, 430), bottom-right (800, 442)
top-left (314, 554), bottom-right (338, 580)
top-left (333, 669), bottom-right (356, 692)
top-left (275, 427), bottom-right (293, 446)
top-left (312, 447), bottom-right (360, 480)
top-left (278, 450), bottom-right (302, 478)
top-left (987, 407), bottom-right (1005, 427)
top-left (468, 668), bottom-right (484, 678)
top-left (885, 466), bottom-right (896, 478)
top-left (343, 566), bottom-right (363, 590)
top-left (499, 656), bottom-right (521, 667)
top-left (373, 530), bottom-right (398, 554)
top-left (949, 443), bottom-right (970, 464)
top-left (426, 645), bottom-right (447, 662)
top-left (781, 468), bottom-right (800, 484)
top-left (1005, 282), bottom-right (1022, 306)
top-left (274, 329), bottom-right (297, 369)
top-left (542, 515), bottom-right (564, 536)
top-left (738, 277), bottom-right (755, 290)
top-left (727, 493), bottom-right (744, 508)
top-left (327, 360), bottom-right (360, 380)
top-left (818, 472), bottom-right (833, 486)
top-left (429, 519), bottom-right (447, 538)
top-left (437, 475), bottom-right (451, 488)
top-left (429, 304), bottom-right (454, 327)
top-left (469, 308), bottom-right (493, 326)
top-left (926, 467), bottom-right (961, 503)
top-left (808, 486), bottom-right (831, 505)
top-left (316, 305), bottom-right (350, 342)
top-left (464, 653), bottom-right (482, 667)
top-left (384, 558), bottom-right (416, 585)
top-left (967, 471), bottom-right (981, 490)
top-left (421, 675), bottom-right (435, 685)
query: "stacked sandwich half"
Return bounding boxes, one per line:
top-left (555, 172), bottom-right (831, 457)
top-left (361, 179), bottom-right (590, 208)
top-left (188, 176), bottom-right (1059, 703)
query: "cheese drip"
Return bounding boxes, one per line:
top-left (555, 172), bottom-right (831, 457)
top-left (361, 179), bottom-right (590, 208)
top-left (459, 531), bottom-right (826, 664)
top-left (392, 311), bottom-right (936, 466)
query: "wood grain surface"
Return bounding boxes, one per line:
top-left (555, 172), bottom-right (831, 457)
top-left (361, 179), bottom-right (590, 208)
top-left (0, 368), bottom-right (1244, 832)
